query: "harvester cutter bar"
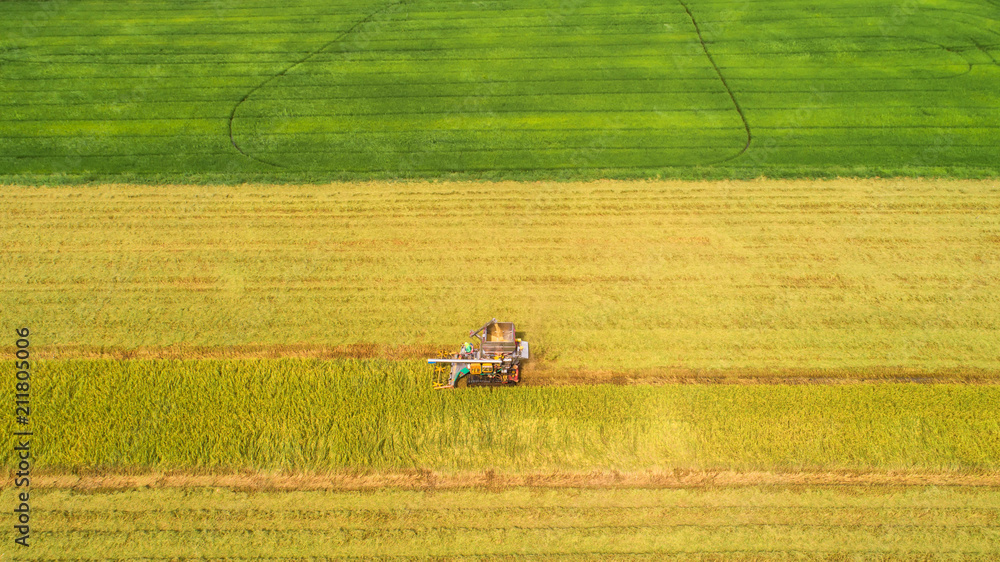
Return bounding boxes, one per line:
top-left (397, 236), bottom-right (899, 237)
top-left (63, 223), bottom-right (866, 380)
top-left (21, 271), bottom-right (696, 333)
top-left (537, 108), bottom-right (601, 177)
top-left (426, 358), bottom-right (502, 364)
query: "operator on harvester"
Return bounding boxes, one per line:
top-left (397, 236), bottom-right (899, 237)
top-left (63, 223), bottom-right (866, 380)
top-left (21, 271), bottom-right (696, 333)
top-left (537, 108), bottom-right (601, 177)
top-left (445, 342), bottom-right (475, 388)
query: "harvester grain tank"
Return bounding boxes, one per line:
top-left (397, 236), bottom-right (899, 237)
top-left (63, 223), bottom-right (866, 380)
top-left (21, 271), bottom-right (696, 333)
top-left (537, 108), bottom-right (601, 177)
top-left (428, 318), bottom-right (528, 388)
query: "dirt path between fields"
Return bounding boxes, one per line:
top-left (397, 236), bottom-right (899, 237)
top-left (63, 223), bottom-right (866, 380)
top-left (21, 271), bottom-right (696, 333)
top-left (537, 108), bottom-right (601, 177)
top-left (11, 469), bottom-right (1000, 491)
top-left (19, 343), bottom-right (1000, 385)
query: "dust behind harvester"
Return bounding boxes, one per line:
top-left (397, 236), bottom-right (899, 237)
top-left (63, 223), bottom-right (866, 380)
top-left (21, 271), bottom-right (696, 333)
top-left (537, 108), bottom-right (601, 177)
top-left (428, 318), bottom-right (529, 388)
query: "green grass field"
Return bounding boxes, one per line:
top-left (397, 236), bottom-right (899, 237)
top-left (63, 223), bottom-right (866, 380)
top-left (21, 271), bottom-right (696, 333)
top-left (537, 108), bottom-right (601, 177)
top-left (4, 180), bottom-right (999, 378)
top-left (1, 0), bottom-right (998, 182)
top-left (5, 486), bottom-right (999, 558)
top-left (4, 359), bottom-right (999, 472)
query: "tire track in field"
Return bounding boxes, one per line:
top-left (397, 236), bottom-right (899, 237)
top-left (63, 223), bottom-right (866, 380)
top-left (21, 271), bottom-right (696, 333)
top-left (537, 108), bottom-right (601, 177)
top-left (34, 523), bottom-right (1000, 534)
top-left (18, 469), bottom-right (1000, 490)
top-left (228, 0), bottom-right (409, 168)
top-left (975, 40), bottom-right (1000, 67)
top-left (316, 550), bottom-right (1000, 559)
top-left (676, 0), bottom-right (751, 163)
top-left (46, 506), bottom-right (1000, 516)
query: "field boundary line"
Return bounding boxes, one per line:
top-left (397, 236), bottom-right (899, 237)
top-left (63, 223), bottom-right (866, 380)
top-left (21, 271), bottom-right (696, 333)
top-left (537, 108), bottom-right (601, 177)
top-left (18, 554), bottom-right (1000, 561)
top-left (43, 506), bottom-right (1000, 514)
top-left (30, 523), bottom-right (1000, 534)
top-left (227, 0), bottom-right (409, 168)
top-left (676, 0), bottom-right (751, 163)
top-left (10, 469), bottom-right (1000, 491)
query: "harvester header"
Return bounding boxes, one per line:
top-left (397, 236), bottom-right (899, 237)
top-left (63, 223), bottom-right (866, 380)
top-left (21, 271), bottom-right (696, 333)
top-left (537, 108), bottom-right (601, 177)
top-left (428, 318), bottom-right (528, 388)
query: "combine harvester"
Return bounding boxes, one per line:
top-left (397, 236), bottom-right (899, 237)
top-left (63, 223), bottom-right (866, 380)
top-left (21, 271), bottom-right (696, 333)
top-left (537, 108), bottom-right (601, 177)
top-left (428, 318), bottom-right (529, 388)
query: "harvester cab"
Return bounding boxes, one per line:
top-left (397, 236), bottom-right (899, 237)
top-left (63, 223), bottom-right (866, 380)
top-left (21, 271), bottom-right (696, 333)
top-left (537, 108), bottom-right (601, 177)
top-left (428, 318), bottom-right (529, 388)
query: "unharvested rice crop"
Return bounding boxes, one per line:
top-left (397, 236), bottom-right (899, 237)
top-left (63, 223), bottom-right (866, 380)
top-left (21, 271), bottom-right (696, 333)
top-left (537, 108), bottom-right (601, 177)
top-left (3, 358), bottom-right (999, 473)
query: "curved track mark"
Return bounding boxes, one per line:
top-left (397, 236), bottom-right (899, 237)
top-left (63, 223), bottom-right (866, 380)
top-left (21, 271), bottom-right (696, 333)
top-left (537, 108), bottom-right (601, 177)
top-left (921, 8), bottom-right (1000, 41)
top-left (677, 0), bottom-right (751, 164)
top-left (974, 40), bottom-right (1000, 68)
top-left (228, 0), bottom-right (408, 168)
top-left (881, 34), bottom-right (976, 78)
top-left (715, 34), bottom-right (976, 79)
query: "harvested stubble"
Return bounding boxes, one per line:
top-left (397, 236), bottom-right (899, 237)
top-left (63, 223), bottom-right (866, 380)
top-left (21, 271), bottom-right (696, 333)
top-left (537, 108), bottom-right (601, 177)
top-left (4, 486), bottom-right (1000, 558)
top-left (3, 180), bottom-right (999, 379)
